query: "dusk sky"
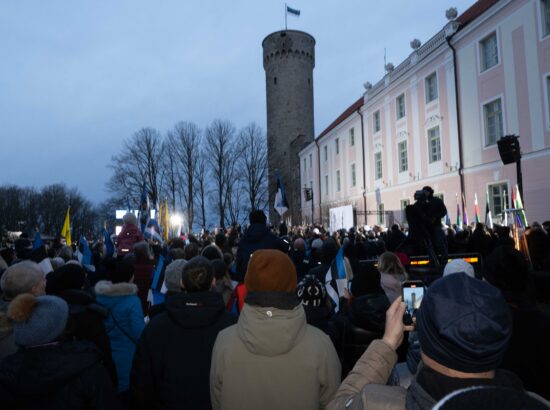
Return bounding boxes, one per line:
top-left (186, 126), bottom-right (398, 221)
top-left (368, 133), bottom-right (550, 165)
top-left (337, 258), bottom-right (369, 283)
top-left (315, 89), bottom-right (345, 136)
top-left (1, 0), bottom-right (475, 204)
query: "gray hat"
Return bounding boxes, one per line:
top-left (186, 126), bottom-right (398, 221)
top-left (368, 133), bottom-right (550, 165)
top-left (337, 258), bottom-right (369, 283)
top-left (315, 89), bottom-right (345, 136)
top-left (10, 294), bottom-right (69, 347)
top-left (164, 259), bottom-right (187, 293)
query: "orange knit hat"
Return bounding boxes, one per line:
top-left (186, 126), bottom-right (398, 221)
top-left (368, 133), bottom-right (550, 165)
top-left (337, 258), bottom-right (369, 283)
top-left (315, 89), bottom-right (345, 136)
top-left (245, 249), bottom-right (297, 293)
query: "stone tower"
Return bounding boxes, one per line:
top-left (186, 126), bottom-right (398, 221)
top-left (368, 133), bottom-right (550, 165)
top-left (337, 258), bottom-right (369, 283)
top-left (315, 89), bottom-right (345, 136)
top-left (262, 30), bottom-right (315, 225)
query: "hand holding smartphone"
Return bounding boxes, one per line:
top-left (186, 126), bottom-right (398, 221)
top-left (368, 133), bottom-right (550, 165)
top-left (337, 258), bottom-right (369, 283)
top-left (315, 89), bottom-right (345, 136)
top-left (401, 280), bottom-right (425, 325)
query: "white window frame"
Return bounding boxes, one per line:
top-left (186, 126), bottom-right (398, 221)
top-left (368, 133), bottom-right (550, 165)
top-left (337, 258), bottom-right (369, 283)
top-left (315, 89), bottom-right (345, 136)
top-left (309, 153), bottom-right (312, 168)
top-left (428, 126), bottom-right (442, 163)
top-left (324, 175), bottom-right (329, 194)
top-left (482, 97), bottom-right (504, 147)
top-left (336, 170), bottom-right (341, 192)
top-left (396, 94), bottom-right (406, 120)
top-left (487, 181), bottom-right (509, 217)
top-left (540, 0), bottom-right (550, 39)
top-left (350, 127), bottom-right (355, 146)
top-left (377, 203), bottom-right (385, 225)
top-left (425, 72), bottom-right (438, 103)
top-left (374, 152), bottom-right (383, 180)
top-left (373, 110), bottom-right (381, 133)
top-left (479, 31), bottom-right (499, 73)
top-left (398, 140), bottom-right (408, 173)
top-left (335, 138), bottom-right (340, 155)
top-left (350, 163), bottom-right (356, 187)
top-left (324, 145), bottom-right (328, 161)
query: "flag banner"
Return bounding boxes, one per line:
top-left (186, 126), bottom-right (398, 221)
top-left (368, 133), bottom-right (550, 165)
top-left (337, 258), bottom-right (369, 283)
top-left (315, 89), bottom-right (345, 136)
top-left (514, 185), bottom-right (528, 227)
top-left (455, 193), bottom-right (462, 229)
top-left (474, 193), bottom-right (480, 224)
top-left (29, 245), bottom-right (53, 275)
top-left (80, 236), bottom-right (95, 272)
top-left (144, 219), bottom-right (163, 243)
top-left (286, 5), bottom-right (300, 16)
top-left (32, 232), bottom-right (43, 251)
top-left (148, 254), bottom-right (167, 306)
top-left (102, 228), bottom-right (115, 257)
top-left (61, 207), bottom-right (71, 246)
top-left (274, 171), bottom-right (289, 217)
top-left (485, 191), bottom-right (493, 229)
top-left (461, 193), bottom-right (469, 227)
top-left (325, 244), bottom-right (347, 312)
top-left (139, 184), bottom-right (149, 233)
top-left (163, 198), bottom-right (169, 241)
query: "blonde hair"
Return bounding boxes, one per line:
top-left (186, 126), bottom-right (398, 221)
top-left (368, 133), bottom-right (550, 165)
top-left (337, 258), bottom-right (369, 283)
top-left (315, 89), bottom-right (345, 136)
top-left (377, 252), bottom-right (407, 281)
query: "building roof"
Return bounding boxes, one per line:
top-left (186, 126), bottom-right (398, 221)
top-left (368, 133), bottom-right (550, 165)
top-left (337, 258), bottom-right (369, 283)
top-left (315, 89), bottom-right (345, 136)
top-left (315, 0), bottom-right (499, 141)
top-left (317, 96), bottom-right (363, 140)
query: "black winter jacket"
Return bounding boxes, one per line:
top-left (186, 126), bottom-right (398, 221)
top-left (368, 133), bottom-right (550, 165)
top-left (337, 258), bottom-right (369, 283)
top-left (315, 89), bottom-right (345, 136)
top-left (235, 224), bottom-right (288, 281)
top-left (130, 291), bottom-right (236, 410)
top-left (0, 341), bottom-right (116, 410)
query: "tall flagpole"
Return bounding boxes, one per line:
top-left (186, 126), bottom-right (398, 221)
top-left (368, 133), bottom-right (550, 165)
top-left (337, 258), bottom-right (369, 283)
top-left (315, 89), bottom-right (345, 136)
top-left (285, 3), bottom-right (287, 31)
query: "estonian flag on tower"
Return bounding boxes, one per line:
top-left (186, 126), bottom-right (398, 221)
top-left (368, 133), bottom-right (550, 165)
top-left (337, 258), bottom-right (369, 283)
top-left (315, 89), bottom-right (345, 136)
top-left (286, 5), bottom-right (300, 16)
top-left (274, 171), bottom-right (289, 217)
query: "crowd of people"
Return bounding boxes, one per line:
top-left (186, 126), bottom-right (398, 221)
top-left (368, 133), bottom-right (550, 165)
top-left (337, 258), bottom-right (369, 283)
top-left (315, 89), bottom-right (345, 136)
top-left (0, 193), bottom-right (549, 409)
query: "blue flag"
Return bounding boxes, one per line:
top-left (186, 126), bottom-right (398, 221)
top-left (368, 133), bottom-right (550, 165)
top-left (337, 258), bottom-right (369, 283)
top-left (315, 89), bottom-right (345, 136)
top-left (149, 254), bottom-right (166, 306)
top-left (325, 244), bottom-right (347, 312)
top-left (80, 236), bottom-right (92, 267)
top-left (102, 228), bottom-right (114, 257)
top-left (274, 170), bottom-right (289, 217)
top-left (286, 6), bottom-right (300, 16)
top-left (32, 232), bottom-right (43, 251)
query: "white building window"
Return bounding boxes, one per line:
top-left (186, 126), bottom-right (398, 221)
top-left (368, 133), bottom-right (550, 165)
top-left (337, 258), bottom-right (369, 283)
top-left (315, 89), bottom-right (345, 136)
top-left (303, 158), bottom-right (306, 172)
top-left (351, 163), bottom-right (356, 187)
top-left (350, 128), bottom-right (355, 146)
top-left (325, 175), bottom-right (329, 193)
top-left (396, 94), bottom-right (406, 119)
top-left (480, 32), bottom-right (498, 72)
top-left (488, 182), bottom-right (508, 216)
top-left (324, 145), bottom-right (328, 161)
top-left (547, 76), bottom-right (550, 126)
top-left (309, 153), bottom-right (312, 168)
top-left (374, 110), bottom-right (381, 133)
top-left (335, 138), bottom-right (340, 155)
top-left (377, 203), bottom-right (385, 225)
top-left (425, 72), bottom-right (438, 103)
top-left (542, 0), bottom-right (550, 37)
top-left (400, 199), bottom-right (410, 223)
top-left (398, 141), bottom-right (408, 172)
top-left (483, 98), bottom-right (503, 146)
top-left (428, 126), bottom-right (441, 163)
top-left (336, 170), bottom-right (341, 192)
top-left (374, 152), bottom-right (383, 180)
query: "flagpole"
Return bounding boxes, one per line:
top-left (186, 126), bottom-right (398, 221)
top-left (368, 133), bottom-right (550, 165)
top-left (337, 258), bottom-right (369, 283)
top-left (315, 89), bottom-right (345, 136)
top-left (285, 3), bottom-right (287, 31)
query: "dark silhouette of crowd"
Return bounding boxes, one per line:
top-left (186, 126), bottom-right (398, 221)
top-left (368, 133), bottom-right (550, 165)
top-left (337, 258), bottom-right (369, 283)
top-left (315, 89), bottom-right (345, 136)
top-left (0, 204), bottom-right (549, 409)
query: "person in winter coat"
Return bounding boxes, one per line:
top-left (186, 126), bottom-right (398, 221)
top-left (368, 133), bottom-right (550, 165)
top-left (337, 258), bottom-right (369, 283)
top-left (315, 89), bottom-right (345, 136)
top-left (234, 210), bottom-right (288, 281)
top-left (210, 249), bottom-right (341, 410)
top-left (131, 256), bottom-right (236, 409)
top-left (116, 213), bottom-right (144, 257)
top-left (95, 260), bottom-right (144, 400)
top-left (0, 261), bottom-right (46, 361)
top-left (0, 293), bottom-right (116, 409)
top-left (45, 263), bottom-right (118, 387)
top-left (131, 241), bottom-right (155, 315)
top-left (327, 273), bottom-right (527, 410)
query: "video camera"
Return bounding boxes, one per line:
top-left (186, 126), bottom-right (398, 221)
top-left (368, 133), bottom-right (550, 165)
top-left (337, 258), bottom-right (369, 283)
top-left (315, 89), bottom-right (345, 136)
top-left (414, 189), bottom-right (429, 202)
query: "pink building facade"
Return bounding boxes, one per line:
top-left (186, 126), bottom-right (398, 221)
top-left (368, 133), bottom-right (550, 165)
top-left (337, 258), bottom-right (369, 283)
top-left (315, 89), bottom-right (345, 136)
top-left (299, 0), bottom-right (550, 228)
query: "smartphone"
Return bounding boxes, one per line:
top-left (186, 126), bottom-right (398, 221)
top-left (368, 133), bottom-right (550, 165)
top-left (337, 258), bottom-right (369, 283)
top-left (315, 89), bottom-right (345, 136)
top-left (402, 280), bottom-right (425, 325)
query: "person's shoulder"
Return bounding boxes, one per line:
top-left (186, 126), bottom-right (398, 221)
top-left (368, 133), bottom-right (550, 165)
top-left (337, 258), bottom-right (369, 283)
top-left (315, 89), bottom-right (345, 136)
top-left (302, 323), bottom-right (334, 351)
top-left (214, 322), bottom-right (239, 346)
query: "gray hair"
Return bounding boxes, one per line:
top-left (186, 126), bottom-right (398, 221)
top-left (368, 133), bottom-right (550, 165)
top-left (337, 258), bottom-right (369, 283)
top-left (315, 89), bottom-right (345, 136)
top-left (0, 261), bottom-right (44, 300)
top-left (50, 257), bottom-right (65, 270)
top-left (58, 246), bottom-right (73, 262)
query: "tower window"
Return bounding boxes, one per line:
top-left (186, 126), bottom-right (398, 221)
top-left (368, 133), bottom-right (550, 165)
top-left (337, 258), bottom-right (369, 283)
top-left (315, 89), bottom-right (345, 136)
top-left (274, 77), bottom-right (277, 85)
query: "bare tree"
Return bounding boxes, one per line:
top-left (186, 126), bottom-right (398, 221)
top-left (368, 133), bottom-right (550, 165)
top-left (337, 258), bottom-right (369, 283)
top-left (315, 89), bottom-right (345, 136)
top-left (168, 121), bottom-right (201, 229)
top-left (195, 154), bottom-right (208, 230)
top-left (107, 127), bottom-right (164, 208)
top-left (161, 138), bottom-right (182, 213)
top-left (237, 123), bottom-right (268, 213)
top-left (204, 119), bottom-right (237, 228)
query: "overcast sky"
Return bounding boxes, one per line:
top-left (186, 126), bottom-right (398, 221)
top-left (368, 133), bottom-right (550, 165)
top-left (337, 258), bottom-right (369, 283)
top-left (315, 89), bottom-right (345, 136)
top-left (0, 0), bottom-right (475, 204)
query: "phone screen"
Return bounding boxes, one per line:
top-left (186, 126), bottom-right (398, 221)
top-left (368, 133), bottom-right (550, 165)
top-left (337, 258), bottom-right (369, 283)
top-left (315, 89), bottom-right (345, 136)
top-left (402, 281), bottom-right (425, 318)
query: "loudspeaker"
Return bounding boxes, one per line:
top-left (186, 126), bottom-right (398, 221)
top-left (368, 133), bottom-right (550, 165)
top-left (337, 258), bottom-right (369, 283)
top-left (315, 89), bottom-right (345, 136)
top-left (497, 135), bottom-right (521, 165)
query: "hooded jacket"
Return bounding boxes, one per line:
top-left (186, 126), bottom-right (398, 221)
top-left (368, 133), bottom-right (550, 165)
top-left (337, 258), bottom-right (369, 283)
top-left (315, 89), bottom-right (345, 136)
top-left (116, 224), bottom-right (144, 256)
top-left (95, 281), bottom-right (144, 393)
top-left (131, 291), bottom-right (236, 410)
top-left (0, 340), bottom-right (116, 410)
top-left (210, 303), bottom-right (341, 410)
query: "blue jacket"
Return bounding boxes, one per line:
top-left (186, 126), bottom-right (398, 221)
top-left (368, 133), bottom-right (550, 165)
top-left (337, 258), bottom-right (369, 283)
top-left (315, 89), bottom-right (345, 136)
top-left (95, 281), bottom-right (144, 392)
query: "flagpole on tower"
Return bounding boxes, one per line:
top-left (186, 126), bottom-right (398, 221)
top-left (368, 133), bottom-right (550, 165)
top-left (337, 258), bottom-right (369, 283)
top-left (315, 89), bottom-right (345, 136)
top-left (285, 3), bottom-right (287, 31)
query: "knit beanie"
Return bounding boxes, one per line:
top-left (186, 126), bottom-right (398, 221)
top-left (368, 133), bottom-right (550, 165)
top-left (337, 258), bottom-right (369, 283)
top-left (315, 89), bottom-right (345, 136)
top-left (296, 274), bottom-right (326, 307)
top-left (8, 294), bottom-right (69, 347)
top-left (46, 263), bottom-right (86, 294)
top-left (245, 249), bottom-right (298, 309)
top-left (443, 259), bottom-right (475, 278)
top-left (416, 273), bottom-right (512, 373)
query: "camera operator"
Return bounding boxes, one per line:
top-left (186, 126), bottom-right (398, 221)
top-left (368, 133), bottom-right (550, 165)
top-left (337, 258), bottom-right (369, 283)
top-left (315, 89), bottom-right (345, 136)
top-left (409, 186), bottom-right (448, 270)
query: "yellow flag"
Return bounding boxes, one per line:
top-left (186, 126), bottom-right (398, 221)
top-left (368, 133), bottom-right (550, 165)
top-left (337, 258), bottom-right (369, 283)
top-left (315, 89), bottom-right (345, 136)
top-left (61, 207), bottom-right (72, 246)
top-left (163, 199), bottom-right (170, 241)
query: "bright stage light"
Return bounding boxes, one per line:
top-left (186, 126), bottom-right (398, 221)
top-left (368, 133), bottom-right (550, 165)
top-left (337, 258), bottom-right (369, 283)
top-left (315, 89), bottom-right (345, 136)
top-left (170, 214), bottom-right (183, 226)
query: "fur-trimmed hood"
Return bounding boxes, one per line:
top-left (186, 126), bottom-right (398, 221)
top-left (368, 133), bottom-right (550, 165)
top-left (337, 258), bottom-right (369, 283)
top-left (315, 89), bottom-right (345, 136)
top-left (94, 280), bottom-right (138, 297)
